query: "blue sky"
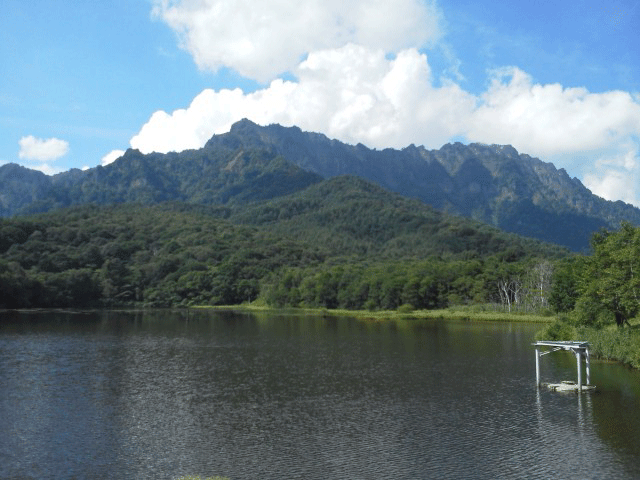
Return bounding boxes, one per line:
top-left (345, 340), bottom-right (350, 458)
top-left (2, 0), bottom-right (639, 205)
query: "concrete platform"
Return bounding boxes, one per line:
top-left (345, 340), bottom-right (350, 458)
top-left (545, 380), bottom-right (596, 392)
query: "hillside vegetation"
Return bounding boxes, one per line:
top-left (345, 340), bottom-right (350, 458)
top-left (2, 119), bottom-right (640, 251)
top-left (0, 176), bottom-right (567, 310)
top-left (535, 222), bottom-right (640, 368)
top-left (207, 120), bottom-right (640, 250)
top-left (0, 145), bottom-right (322, 216)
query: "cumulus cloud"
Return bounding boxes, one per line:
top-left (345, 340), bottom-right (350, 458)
top-left (582, 145), bottom-right (640, 205)
top-left (16, 136), bottom-right (69, 175)
top-left (129, 45), bottom-right (640, 158)
top-left (18, 135), bottom-right (69, 162)
top-left (101, 149), bottom-right (126, 166)
top-left (584, 169), bottom-right (639, 205)
top-left (137, 1), bottom-right (640, 205)
top-left (130, 45), bottom-right (475, 153)
top-left (152, 0), bottom-right (443, 82)
top-left (468, 67), bottom-right (640, 157)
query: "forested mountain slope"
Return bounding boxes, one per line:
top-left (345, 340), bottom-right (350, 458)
top-left (0, 175), bottom-right (567, 309)
top-left (230, 175), bottom-right (567, 260)
top-left (3, 119), bottom-right (638, 250)
top-left (0, 145), bottom-right (322, 216)
top-left (207, 119), bottom-right (640, 250)
top-left (0, 163), bottom-right (53, 217)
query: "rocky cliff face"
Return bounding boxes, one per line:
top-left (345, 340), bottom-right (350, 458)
top-left (204, 120), bottom-right (638, 250)
top-left (0, 164), bottom-right (52, 217)
top-left (2, 118), bottom-right (639, 251)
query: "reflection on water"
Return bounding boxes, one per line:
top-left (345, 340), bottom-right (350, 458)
top-left (2, 310), bottom-right (640, 479)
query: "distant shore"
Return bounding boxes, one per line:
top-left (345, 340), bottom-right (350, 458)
top-left (192, 303), bottom-right (557, 324)
top-left (198, 304), bottom-right (640, 369)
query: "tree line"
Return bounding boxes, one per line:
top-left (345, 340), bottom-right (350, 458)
top-left (262, 257), bottom-right (555, 312)
top-left (0, 200), bottom-right (566, 311)
top-left (0, 204), bottom-right (323, 308)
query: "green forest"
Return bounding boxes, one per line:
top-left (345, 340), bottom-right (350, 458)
top-left (0, 176), bottom-right (568, 311)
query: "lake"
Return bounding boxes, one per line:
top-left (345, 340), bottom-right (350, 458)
top-left (2, 309), bottom-right (640, 479)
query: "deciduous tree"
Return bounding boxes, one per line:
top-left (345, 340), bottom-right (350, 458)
top-left (577, 223), bottom-right (640, 327)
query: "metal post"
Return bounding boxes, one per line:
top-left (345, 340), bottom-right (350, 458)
top-left (585, 347), bottom-right (591, 386)
top-left (535, 347), bottom-right (541, 387)
top-left (576, 350), bottom-right (582, 392)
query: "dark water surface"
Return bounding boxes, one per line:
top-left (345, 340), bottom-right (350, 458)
top-left (2, 310), bottom-right (640, 479)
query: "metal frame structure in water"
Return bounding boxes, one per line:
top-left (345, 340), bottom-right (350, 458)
top-left (532, 341), bottom-right (592, 392)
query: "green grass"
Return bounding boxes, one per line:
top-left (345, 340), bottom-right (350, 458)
top-left (195, 303), bottom-right (556, 324)
top-left (579, 325), bottom-right (640, 369)
top-left (398, 306), bottom-right (555, 323)
top-left (535, 316), bottom-right (640, 369)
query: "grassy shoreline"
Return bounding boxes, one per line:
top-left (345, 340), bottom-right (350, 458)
top-left (192, 303), bottom-right (557, 324)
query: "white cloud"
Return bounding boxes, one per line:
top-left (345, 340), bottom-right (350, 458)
top-left (593, 143), bottom-right (639, 172)
top-left (28, 163), bottom-right (64, 176)
top-left (137, 0), bottom-right (640, 206)
top-left (584, 169), bottom-right (639, 205)
top-left (467, 67), bottom-right (640, 158)
top-left (18, 135), bottom-right (69, 162)
top-left (129, 44), bottom-right (640, 162)
top-left (131, 88), bottom-right (251, 153)
top-left (582, 145), bottom-right (640, 205)
top-left (101, 149), bottom-right (126, 166)
top-left (130, 45), bottom-right (475, 154)
top-left (152, 0), bottom-right (443, 82)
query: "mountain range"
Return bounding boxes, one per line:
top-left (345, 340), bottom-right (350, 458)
top-left (2, 119), bottom-right (638, 251)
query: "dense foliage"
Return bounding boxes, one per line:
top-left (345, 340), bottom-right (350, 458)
top-left (538, 223), bottom-right (640, 367)
top-left (261, 257), bottom-right (556, 311)
top-left (0, 176), bottom-right (568, 310)
top-left (548, 222), bottom-right (640, 328)
top-left (0, 204), bottom-right (324, 308)
top-left (233, 175), bottom-right (556, 259)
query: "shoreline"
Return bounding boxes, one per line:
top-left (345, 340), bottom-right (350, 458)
top-left (2, 303), bottom-right (557, 324)
top-left (191, 304), bottom-right (557, 324)
top-left (203, 305), bottom-right (640, 370)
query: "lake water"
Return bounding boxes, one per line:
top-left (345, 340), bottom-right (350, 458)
top-left (2, 309), bottom-right (640, 479)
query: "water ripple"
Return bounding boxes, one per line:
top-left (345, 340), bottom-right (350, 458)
top-left (1, 312), bottom-right (640, 479)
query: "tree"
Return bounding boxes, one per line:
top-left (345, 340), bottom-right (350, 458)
top-left (577, 223), bottom-right (640, 327)
top-left (498, 278), bottom-right (522, 313)
top-left (529, 260), bottom-right (553, 310)
top-left (101, 258), bottom-right (133, 303)
top-left (549, 257), bottom-right (581, 313)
